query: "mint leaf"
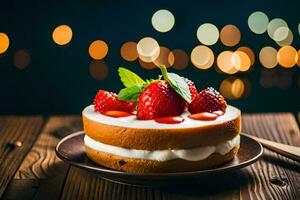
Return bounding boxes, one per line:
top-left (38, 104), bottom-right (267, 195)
top-left (159, 65), bottom-right (191, 103)
top-left (118, 67), bottom-right (145, 88)
top-left (118, 85), bottom-right (144, 102)
top-left (118, 81), bottom-right (153, 102)
top-left (168, 73), bottom-right (191, 103)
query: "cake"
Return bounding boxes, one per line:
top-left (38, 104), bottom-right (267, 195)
top-left (82, 66), bottom-right (241, 173)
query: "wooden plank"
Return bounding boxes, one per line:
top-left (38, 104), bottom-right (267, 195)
top-left (2, 116), bottom-right (82, 200)
top-left (61, 167), bottom-right (240, 200)
top-left (0, 116), bottom-right (44, 198)
top-left (240, 113), bottom-right (300, 200)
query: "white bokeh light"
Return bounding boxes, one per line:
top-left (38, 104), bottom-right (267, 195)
top-left (151, 9), bottom-right (175, 33)
top-left (196, 23), bottom-right (219, 46)
top-left (248, 11), bottom-right (269, 34)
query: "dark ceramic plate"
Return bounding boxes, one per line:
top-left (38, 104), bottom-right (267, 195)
top-left (56, 131), bottom-right (263, 186)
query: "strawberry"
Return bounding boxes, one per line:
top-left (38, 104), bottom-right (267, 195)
top-left (188, 87), bottom-right (227, 114)
top-left (185, 78), bottom-right (198, 101)
top-left (94, 90), bottom-right (135, 113)
top-left (137, 81), bottom-right (186, 120)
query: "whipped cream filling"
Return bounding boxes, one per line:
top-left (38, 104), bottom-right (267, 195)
top-left (84, 134), bottom-right (240, 161)
top-left (83, 105), bottom-right (240, 129)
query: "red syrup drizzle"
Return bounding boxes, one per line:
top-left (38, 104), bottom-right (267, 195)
top-left (154, 116), bottom-right (185, 124)
top-left (188, 110), bottom-right (225, 121)
top-left (102, 110), bottom-right (133, 118)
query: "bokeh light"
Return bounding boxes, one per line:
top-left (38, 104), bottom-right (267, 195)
top-left (120, 41), bottom-right (138, 61)
top-left (260, 69), bottom-right (275, 88)
top-left (138, 59), bottom-right (156, 70)
top-left (137, 37), bottom-right (160, 62)
top-left (276, 29), bottom-right (293, 46)
top-left (217, 51), bottom-right (238, 74)
top-left (171, 49), bottom-right (189, 70)
top-left (232, 51), bottom-right (251, 72)
top-left (191, 45), bottom-right (214, 69)
top-left (220, 77), bottom-right (245, 100)
top-left (151, 9), bottom-right (175, 33)
top-left (14, 49), bottom-right (31, 69)
top-left (273, 26), bottom-right (289, 42)
top-left (275, 70), bottom-right (292, 90)
top-left (237, 46), bottom-right (255, 66)
top-left (267, 18), bottom-right (288, 41)
top-left (220, 25), bottom-right (241, 47)
top-left (89, 60), bottom-right (108, 80)
top-left (196, 23), bottom-right (219, 45)
top-left (88, 40), bottom-right (109, 60)
top-left (52, 25), bottom-right (73, 45)
top-left (0, 32), bottom-right (9, 54)
top-left (277, 45), bottom-right (298, 68)
top-left (153, 46), bottom-right (174, 68)
top-left (297, 50), bottom-right (300, 67)
top-left (259, 46), bottom-right (278, 69)
top-left (248, 11), bottom-right (269, 34)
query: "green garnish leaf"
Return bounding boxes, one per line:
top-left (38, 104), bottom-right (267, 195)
top-left (118, 81), bottom-right (152, 102)
top-left (118, 67), bottom-right (145, 88)
top-left (159, 65), bottom-right (191, 103)
top-left (118, 85), bottom-right (144, 102)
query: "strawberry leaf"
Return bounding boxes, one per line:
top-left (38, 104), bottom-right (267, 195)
top-left (159, 65), bottom-right (191, 103)
top-left (118, 67), bottom-right (145, 88)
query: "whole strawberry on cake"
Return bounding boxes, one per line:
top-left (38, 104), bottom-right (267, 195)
top-left (82, 66), bottom-right (241, 173)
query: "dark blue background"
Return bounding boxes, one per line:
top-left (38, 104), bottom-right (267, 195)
top-left (0, 0), bottom-right (299, 114)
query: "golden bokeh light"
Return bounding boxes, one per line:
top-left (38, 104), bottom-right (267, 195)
top-left (220, 25), bottom-right (241, 47)
top-left (120, 41), bottom-right (138, 61)
top-left (220, 77), bottom-right (245, 100)
top-left (52, 25), bottom-right (73, 45)
top-left (88, 40), bottom-right (109, 60)
top-left (137, 37), bottom-right (160, 62)
top-left (248, 11), bottom-right (269, 34)
top-left (217, 51), bottom-right (238, 74)
top-left (0, 32), bottom-right (9, 54)
top-left (276, 29), bottom-right (293, 47)
top-left (237, 46), bottom-right (255, 66)
top-left (151, 9), bottom-right (175, 32)
top-left (89, 60), bottom-right (108, 80)
top-left (297, 50), bottom-right (300, 67)
top-left (138, 59), bottom-right (156, 70)
top-left (259, 46), bottom-right (278, 69)
top-left (277, 46), bottom-right (298, 68)
top-left (267, 18), bottom-right (288, 41)
top-left (196, 23), bottom-right (219, 45)
top-left (14, 49), bottom-right (31, 69)
top-left (171, 49), bottom-right (189, 70)
top-left (153, 46), bottom-right (174, 68)
top-left (232, 51), bottom-right (251, 72)
top-left (191, 45), bottom-right (214, 69)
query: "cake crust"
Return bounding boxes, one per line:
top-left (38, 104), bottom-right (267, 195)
top-left (85, 145), bottom-right (240, 173)
top-left (83, 114), bottom-right (241, 150)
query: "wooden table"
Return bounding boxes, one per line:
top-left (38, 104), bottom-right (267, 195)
top-left (0, 113), bottom-right (300, 200)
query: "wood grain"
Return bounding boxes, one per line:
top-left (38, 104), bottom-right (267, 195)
top-left (2, 116), bottom-right (82, 200)
top-left (0, 116), bottom-right (44, 198)
top-left (61, 167), bottom-right (240, 200)
top-left (241, 113), bottom-right (300, 200)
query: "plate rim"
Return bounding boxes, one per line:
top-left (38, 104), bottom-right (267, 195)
top-left (55, 131), bottom-right (263, 177)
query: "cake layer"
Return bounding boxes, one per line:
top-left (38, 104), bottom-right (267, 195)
top-left (84, 134), bottom-right (240, 161)
top-left (85, 145), bottom-right (240, 173)
top-left (82, 105), bottom-right (241, 150)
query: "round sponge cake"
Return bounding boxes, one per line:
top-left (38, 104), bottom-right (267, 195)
top-left (82, 105), bottom-right (241, 173)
